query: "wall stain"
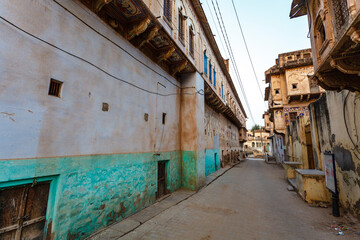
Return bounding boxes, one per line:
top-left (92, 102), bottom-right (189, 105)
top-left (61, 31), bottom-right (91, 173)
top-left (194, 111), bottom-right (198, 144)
top-left (334, 146), bottom-right (355, 172)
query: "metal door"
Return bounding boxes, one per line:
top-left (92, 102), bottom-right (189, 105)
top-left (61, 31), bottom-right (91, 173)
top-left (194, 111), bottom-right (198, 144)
top-left (0, 181), bottom-right (50, 240)
top-left (157, 162), bottom-right (166, 199)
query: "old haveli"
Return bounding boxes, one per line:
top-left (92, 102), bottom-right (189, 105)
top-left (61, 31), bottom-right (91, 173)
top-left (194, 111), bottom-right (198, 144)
top-left (0, 0), bottom-right (247, 239)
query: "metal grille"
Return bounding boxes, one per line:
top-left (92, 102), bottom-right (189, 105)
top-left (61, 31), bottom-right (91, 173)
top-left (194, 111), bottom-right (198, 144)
top-left (163, 0), bottom-right (171, 22)
top-left (333, 0), bottom-right (350, 34)
top-left (178, 12), bottom-right (184, 41)
top-left (189, 30), bottom-right (194, 56)
top-left (48, 78), bottom-right (63, 97)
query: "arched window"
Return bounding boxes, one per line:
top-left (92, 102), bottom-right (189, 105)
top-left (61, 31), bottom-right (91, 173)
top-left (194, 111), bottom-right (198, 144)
top-left (189, 25), bottom-right (195, 57)
top-left (203, 51), bottom-right (208, 75)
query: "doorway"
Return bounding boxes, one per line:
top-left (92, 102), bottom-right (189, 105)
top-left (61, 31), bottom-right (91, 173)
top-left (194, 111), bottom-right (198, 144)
top-left (214, 153), bottom-right (218, 171)
top-left (305, 124), bottom-right (315, 169)
top-left (0, 180), bottom-right (50, 240)
top-left (157, 161), bottom-right (167, 199)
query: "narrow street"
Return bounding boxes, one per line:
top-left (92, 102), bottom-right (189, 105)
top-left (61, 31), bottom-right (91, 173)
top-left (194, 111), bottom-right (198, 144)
top-left (115, 160), bottom-right (359, 240)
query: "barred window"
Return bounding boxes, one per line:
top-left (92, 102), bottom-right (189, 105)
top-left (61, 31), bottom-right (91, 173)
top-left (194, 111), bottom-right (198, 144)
top-left (164, 0), bottom-right (172, 22)
top-left (178, 11), bottom-right (184, 42)
top-left (332, 0), bottom-right (350, 34)
top-left (189, 26), bottom-right (194, 57)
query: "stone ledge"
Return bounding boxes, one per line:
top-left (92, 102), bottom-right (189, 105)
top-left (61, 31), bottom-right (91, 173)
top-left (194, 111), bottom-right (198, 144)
top-left (295, 169), bottom-right (325, 176)
top-left (283, 161), bottom-right (302, 165)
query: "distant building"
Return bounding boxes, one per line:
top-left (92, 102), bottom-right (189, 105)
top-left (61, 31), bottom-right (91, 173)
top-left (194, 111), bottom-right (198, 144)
top-left (264, 49), bottom-right (325, 134)
top-left (244, 129), bottom-right (270, 156)
top-left (0, 0), bottom-right (247, 239)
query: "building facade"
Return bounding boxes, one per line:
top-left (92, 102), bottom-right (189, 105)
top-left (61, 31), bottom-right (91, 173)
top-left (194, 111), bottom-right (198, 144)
top-left (265, 49), bottom-right (325, 134)
top-left (0, 0), bottom-right (246, 239)
top-left (288, 0), bottom-right (360, 218)
top-left (244, 129), bottom-right (270, 157)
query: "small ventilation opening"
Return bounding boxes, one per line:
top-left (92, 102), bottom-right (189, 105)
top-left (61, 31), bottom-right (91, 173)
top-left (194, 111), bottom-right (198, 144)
top-left (275, 89), bottom-right (280, 94)
top-left (102, 102), bottom-right (109, 112)
top-left (48, 79), bottom-right (63, 97)
top-left (162, 113), bottom-right (166, 125)
top-left (292, 83), bottom-right (298, 89)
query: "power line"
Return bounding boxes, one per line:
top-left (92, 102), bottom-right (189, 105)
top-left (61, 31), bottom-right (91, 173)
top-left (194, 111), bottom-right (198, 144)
top-left (54, 0), bottom-right (181, 89)
top-left (204, 0), bottom-right (228, 59)
top-left (231, 0), bottom-right (266, 108)
top-left (0, 16), bottom-right (204, 97)
top-left (210, 0), bottom-right (255, 123)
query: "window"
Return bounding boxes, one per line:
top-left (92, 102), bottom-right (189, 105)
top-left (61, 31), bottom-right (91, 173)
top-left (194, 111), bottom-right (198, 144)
top-left (292, 83), bottom-right (298, 89)
top-left (162, 113), bottom-right (167, 125)
top-left (252, 142), bottom-right (255, 147)
top-left (221, 82), bottom-right (224, 98)
top-left (209, 63), bottom-right (212, 83)
top-left (204, 51), bottom-right (208, 75)
top-left (290, 112), bottom-right (297, 122)
top-left (303, 53), bottom-right (311, 58)
top-left (287, 56), bottom-right (293, 60)
top-left (189, 26), bottom-right (194, 57)
top-left (48, 78), bottom-right (63, 97)
top-left (164, 0), bottom-right (172, 22)
top-left (318, 22), bottom-right (326, 44)
top-left (102, 102), bottom-right (109, 112)
top-left (178, 11), bottom-right (184, 43)
top-left (213, 69), bottom-right (216, 88)
top-left (275, 89), bottom-right (280, 94)
top-left (332, 0), bottom-right (350, 33)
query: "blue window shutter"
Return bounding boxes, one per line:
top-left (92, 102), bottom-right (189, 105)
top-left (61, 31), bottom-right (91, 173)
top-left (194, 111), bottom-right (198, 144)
top-left (209, 63), bottom-right (212, 83)
top-left (204, 53), bottom-right (208, 75)
top-left (214, 70), bottom-right (216, 88)
top-left (221, 83), bottom-right (223, 98)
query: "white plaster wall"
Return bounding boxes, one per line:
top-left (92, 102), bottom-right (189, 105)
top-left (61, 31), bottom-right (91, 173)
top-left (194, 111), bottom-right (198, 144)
top-left (0, 0), bottom-right (182, 159)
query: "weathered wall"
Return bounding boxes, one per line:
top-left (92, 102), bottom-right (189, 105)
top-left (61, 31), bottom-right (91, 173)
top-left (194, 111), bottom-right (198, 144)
top-left (284, 116), bottom-right (310, 168)
top-left (143, 0), bottom-right (246, 125)
top-left (204, 104), bottom-right (241, 174)
top-left (180, 72), bottom-right (206, 190)
top-left (271, 133), bottom-right (285, 164)
top-left (309, 91), bottom-right (360, 218)
top-left (0, 0), bottom-right (185, 239)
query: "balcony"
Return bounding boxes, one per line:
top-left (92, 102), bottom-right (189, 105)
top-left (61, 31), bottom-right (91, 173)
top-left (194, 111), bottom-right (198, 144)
top-left (79, 0), bottom-right (195, 79)
top-left (204, 80), bottom-right (244, 129)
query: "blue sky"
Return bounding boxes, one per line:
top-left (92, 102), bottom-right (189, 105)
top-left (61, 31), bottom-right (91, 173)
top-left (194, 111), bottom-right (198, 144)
top-left (202, 0), bottom-right (311, 128)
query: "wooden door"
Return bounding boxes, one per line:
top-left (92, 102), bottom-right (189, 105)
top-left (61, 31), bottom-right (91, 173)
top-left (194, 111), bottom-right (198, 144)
top-left (0, 181), bottom-right (50, 240)
top-left (305, 124), bottom-right (315, 169)
top-left (157, 162), bottom-right (166, 199)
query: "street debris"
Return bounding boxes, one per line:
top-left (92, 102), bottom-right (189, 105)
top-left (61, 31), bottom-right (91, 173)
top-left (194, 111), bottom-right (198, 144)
top-left (287, 185), bottom-right (295, 191)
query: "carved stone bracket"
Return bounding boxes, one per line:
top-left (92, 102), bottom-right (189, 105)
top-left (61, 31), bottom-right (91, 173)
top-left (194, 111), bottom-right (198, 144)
top-left (171, 61), bottom-right (188, 75)
top-left (94, 0), bottom-right (112, 13)
top-left (156, 47), bottom-right (175, 63)
top-left (127, 18), bottom-right (151, 41)
top-left (348, 27), bottom-right (360, 45)
top-left (330, 56), bottom-right (360, 75)
top-left (134, 25), bottom-right (160, 48)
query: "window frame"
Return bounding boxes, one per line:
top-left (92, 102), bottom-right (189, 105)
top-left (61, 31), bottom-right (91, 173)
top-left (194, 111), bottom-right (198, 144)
top-left (163, 0), bottom-right (172, 23)
top-left (178, 11), bottom-right (185, 44)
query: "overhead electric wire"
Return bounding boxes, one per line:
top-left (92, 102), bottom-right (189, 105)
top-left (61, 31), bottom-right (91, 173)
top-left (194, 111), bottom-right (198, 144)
top-left (230, 0), bottom-right (267, 108)
top-left (204, 0), bottom-right (228, 59)
top-left (210, 0), bottom-right (255, 122)
top-left (0, 15), bottom-right (204, 97)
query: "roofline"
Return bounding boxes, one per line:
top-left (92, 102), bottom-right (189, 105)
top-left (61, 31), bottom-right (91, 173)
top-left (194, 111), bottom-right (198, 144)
top-left (190, 0), bottom-right (247, 119)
